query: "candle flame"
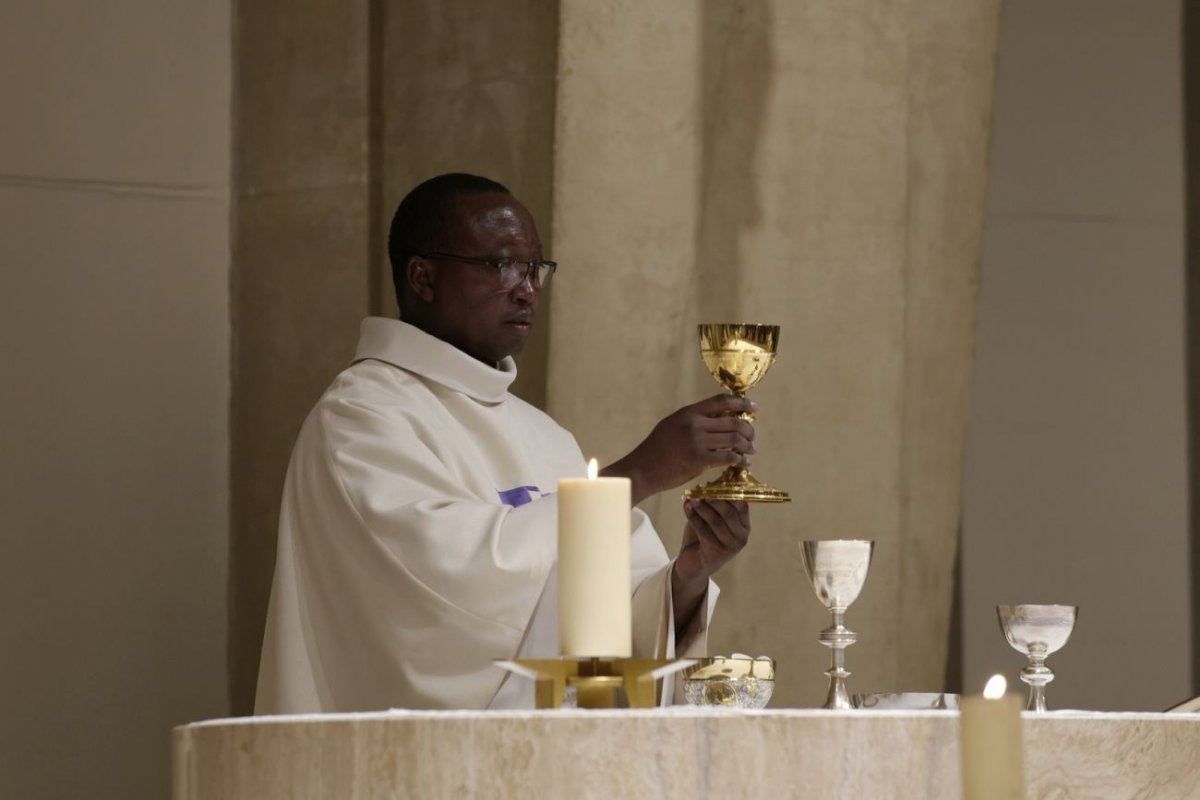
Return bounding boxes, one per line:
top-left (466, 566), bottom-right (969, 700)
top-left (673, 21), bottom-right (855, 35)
top-left (587, 458), bottom-right (598, 479)
top-left (983, 674), bottom-right (1007, 699)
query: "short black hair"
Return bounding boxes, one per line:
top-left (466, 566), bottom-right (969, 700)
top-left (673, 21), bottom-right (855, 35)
top-left (388, 173), bottom-right (511, 311)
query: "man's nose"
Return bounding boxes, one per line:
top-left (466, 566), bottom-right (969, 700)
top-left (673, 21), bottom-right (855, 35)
top-left (509, 269), bottom-right (539, 300)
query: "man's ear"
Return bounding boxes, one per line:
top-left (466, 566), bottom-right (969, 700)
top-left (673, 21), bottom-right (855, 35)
top-left (407, 255), bottom-right (436, 303)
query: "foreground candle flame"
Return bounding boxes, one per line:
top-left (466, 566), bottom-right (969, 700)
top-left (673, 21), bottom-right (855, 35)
top-left (587, 458), bottom-right (598, 480)
top-left (983, 674), bottom-right (1007, 699)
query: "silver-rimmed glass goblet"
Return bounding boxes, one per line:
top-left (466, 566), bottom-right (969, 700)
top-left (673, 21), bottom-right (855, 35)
top-left (996, 603), bottom-right (1078, 712)
top-left (800, 539), bottom-right (875, 709)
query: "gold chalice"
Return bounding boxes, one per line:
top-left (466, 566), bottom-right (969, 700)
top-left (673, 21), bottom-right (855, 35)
top-left (683, 323), bottom-right (790, 503)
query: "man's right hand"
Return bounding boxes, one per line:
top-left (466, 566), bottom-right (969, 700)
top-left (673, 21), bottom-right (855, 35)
top-left (600, 393), bottom-right (757, 506)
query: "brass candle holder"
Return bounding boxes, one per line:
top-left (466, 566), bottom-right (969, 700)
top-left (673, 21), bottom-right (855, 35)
top-left (683, 323), bottom-right (790, 503)
top-left (494, 657), bottom-right (696, 709)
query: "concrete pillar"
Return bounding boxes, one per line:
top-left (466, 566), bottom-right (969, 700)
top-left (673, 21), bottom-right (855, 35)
top-left (963, 0), bottom-right (1190, 711)
top-left (230, 0), bottom-right (376, 714)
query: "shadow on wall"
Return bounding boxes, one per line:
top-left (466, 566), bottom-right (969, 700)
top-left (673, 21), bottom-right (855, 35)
top-left (695, 0), bottom-right (775, 324)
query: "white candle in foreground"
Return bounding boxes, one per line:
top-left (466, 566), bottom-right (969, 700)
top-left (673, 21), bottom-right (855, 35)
top-left (960, 674), bottom-right (1026, 800)
top-left (557, 459), bottom-right (632, 657)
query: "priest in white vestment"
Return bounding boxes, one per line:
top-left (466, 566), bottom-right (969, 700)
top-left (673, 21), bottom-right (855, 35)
top-left (256, 174), bottom-right (755, 712)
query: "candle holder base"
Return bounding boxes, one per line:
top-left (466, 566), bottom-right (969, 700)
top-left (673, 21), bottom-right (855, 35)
top-left (494, 657), bottom-right (697, 709)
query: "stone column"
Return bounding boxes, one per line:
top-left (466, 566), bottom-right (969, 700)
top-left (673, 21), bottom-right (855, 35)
top-left (230, 0), bottom-right (376, 714)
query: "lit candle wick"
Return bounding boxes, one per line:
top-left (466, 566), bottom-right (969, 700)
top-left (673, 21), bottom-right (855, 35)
top-left (587, 458), bottom-right (598, 480)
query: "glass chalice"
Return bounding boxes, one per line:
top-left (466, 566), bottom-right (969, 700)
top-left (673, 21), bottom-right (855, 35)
top-left (683, 323), bottom-right (790, 503)
top-left (996, 603), bottom-right (1078, 711)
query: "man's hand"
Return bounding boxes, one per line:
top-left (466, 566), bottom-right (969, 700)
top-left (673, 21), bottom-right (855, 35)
top-left (671, 499), bottom-right (751, 637)
top-left (601, 394), bottom-right (756, 506)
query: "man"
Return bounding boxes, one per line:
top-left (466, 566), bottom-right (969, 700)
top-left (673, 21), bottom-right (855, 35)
top-left (256, 173), bottom-right (755, 712)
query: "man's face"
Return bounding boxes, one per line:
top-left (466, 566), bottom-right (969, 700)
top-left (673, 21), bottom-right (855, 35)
top-left (422, 192), bottom-right (544, 365)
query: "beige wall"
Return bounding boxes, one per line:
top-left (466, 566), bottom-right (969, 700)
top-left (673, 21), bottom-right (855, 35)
top-left (0, 3), bottom-right (231, 798)
top-left (962, 0), bottom-right (1191, 710)
top-left (551, 0), bottom-right (1000, 707)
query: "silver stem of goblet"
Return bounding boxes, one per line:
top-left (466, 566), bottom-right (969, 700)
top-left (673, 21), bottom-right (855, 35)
top-left (1021, 645), bottom-right (1054, 712)
top-left (817, 609), bottom-right (858, 710)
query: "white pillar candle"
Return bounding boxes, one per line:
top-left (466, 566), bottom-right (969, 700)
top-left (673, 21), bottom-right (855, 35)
top-left (960, 675), bottom-right (1026, 800)
top-left (557, 459), bottom-right (632, 657)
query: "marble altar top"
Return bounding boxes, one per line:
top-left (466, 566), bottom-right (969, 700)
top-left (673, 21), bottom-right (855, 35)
top-left (175, 709), bottom-right (1200, 800)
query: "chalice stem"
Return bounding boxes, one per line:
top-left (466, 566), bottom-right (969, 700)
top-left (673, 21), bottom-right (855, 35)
top-left (730, 390), bottom-right (754, 423)
top-left (720, 464), bottom-right (753, 484)
top-left (825, 649), bottom-right (851, 710)
top-left (1021, 659), bottom-right (1054, 712)
top-left (819, 610), bottom-right (856, 710)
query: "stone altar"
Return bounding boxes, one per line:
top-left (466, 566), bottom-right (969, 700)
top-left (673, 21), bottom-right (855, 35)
top-left (173, 709), bottom-right (1200, 799)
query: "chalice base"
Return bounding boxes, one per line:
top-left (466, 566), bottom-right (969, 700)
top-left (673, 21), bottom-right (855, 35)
top-left (823, 673), bottom-right (853, 710)
top-left (684, 466), bottom-right (791, 503)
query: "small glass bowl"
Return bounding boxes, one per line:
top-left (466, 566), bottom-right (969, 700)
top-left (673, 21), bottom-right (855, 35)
top-left (682, 655), bottom-right (775, 709)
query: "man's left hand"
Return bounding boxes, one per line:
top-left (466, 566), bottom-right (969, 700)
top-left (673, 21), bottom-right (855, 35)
top-left (671, 499), bottom-right (750, 636)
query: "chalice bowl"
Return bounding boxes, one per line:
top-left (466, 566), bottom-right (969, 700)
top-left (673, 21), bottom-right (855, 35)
top-left (800, 539), bottom-right (875, 709)
top-left (683, 323), bottom-right (790, 503)
top-left (996, 604), bottom-right (1078, 712)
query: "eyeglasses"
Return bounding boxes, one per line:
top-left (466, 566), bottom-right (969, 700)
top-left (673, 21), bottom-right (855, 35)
top-left (420, 252), bottom-right (557, 290)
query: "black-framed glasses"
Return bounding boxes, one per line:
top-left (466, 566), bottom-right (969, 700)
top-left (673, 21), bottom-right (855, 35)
top-left (420, 252), bottom-right (557, 290)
